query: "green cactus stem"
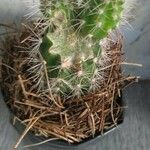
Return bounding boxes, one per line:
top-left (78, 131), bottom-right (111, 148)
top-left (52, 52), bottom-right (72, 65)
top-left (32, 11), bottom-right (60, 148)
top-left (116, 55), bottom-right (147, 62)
top-left (39, 0), bottom-right (124, 96)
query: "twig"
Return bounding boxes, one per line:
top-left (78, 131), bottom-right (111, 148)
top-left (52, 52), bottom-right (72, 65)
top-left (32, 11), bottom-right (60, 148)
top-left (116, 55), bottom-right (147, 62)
top-left (43, 62), bottom-right (64, 108)
top-left (0, 23), bottom-right (18, 30)
top-left (14, 111), bottom-right (46, 149)
top-left (110, 84), bottom-right (117, 126)
top-left (23, 138), bottom-right (59, 148)
top-left (0, 62), bottom-right (17, 73)
top-left (18, 75), bottom-right (28, 99)
top-left (122, 62), bottom-right (143, 67)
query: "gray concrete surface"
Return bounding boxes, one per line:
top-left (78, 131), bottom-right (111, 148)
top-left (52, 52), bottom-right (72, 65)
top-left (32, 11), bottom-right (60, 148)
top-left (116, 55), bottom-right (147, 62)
top-left (0, 81), bottom-right (150, 150)
top-left (122, 0), bottom-right (150, 79)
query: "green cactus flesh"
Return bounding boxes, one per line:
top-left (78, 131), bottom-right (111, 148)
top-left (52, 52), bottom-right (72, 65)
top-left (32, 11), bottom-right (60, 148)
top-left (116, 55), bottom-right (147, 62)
top-left (39, 0), bottom-right (124, 96)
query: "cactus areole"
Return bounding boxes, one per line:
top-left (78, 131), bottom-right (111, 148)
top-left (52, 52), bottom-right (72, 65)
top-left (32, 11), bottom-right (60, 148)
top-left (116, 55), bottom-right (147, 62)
top-left (39, 0), bottom-right (124, 97)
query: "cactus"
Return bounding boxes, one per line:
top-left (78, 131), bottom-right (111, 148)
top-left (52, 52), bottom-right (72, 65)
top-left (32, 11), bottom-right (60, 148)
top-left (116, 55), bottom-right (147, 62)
top-left (39, 0), bottom-right (124, 97)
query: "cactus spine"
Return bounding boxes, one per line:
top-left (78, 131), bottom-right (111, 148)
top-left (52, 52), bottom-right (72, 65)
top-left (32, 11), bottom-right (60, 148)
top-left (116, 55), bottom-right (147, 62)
top-left (39, 0), bottom-right (124, 97)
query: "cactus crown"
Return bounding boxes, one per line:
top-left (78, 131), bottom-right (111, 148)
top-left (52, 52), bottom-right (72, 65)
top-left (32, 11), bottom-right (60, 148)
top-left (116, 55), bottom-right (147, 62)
top-left (39, 0), bottom-right (124, 97)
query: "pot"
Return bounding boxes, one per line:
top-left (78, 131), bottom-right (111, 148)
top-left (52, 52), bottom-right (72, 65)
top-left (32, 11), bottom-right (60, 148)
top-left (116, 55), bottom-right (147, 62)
top-left (10, 95), bottom-right (124, 149)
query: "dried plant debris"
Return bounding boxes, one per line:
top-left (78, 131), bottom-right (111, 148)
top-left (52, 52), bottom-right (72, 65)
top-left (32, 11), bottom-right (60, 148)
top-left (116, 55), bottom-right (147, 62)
top-left (0, 23), bottom-right (136, 148)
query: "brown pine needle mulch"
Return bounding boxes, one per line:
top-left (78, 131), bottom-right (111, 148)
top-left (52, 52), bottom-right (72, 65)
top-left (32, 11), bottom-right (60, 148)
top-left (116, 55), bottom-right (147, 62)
top-left (0, 27), bottom-right (137, 148)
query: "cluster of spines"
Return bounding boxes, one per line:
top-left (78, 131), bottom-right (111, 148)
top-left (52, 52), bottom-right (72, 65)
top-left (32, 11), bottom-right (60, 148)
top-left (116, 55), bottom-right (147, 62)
top-left (26, 0), bottom-right (124, 97)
